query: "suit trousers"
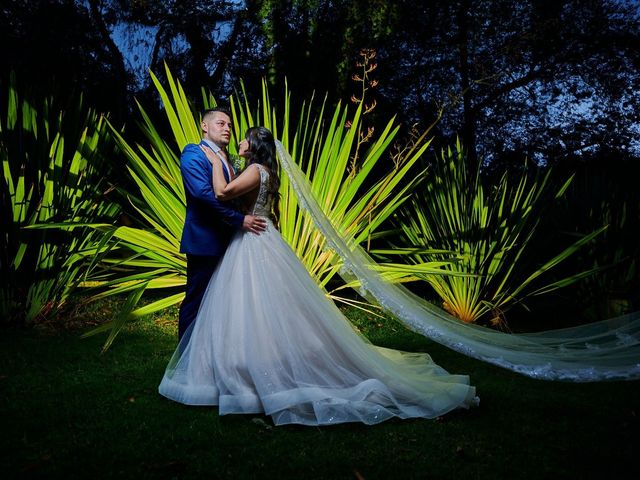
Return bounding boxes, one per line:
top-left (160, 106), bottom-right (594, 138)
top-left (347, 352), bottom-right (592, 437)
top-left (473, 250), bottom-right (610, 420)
top-left (179, 254), bottom-right (221, 339)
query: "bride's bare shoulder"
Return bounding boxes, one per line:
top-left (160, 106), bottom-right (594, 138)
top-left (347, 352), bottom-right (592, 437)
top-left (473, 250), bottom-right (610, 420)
top-left (250, 163), bottom-right (272, 176)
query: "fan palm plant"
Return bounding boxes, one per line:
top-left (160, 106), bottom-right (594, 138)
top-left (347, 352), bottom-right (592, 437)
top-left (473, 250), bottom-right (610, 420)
top-left (0, 73), bottom-right (119, 324)
top-left (377, 139), bottom-right (604, 327)
top-left (82, 65), bottom-right (436, 349)
top-left (214, 80), bottom-right (435, 296)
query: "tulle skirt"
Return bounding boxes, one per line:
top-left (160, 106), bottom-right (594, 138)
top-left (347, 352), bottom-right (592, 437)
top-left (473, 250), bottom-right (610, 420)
top-left (159, 221), bottom-right (477, 425)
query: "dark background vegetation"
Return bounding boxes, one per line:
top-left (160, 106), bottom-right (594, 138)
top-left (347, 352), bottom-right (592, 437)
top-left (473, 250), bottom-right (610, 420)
top-left (2, 0), bottom-right (639, 164)
top-left (1, 0), bottom-right (640, 322)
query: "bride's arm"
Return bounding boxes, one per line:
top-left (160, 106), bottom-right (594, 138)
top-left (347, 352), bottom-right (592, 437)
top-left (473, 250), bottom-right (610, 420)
top-left (201, 146), bottom-right (260, 201)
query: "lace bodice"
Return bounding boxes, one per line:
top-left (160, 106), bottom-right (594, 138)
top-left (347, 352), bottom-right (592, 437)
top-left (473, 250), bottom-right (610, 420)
top-left (250, 164), bottom-right (272, 217)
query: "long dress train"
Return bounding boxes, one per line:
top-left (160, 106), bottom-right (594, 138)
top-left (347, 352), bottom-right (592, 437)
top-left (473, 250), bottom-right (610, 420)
top-left (159, 165), bottom-right (477, 425)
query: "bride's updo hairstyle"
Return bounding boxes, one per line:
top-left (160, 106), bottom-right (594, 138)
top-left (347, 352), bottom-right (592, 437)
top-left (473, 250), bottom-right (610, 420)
top-left (244, 126), bottom-right (281, 220)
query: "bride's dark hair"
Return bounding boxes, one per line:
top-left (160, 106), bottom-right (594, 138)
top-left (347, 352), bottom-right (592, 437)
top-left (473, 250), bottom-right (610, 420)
top-left (244, 126), bottom-right (281, 222)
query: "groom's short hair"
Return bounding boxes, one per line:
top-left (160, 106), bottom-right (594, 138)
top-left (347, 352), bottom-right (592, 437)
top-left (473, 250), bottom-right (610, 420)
top-left (203, 107), bottom-right (231, 121)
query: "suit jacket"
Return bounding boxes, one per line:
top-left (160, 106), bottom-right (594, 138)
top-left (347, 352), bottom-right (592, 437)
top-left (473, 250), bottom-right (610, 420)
top-left (179, 141), bottom-right (244, 256)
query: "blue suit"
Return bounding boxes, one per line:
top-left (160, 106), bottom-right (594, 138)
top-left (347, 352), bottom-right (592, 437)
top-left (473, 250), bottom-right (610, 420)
top-left (178, 141), bottom-right (243, 339)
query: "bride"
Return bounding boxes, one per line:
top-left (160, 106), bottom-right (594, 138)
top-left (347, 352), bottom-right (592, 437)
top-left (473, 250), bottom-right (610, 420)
top-left (158, 126), bottom-right (478, 426)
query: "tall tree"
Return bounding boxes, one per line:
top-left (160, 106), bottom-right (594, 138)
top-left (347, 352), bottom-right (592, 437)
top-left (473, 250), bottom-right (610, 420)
top-left (0, 0), bottom-right (131, 117)
top-left (2, 0), bottom-right (638, 167)
top-left (375, 0), bottom-right (640, 166)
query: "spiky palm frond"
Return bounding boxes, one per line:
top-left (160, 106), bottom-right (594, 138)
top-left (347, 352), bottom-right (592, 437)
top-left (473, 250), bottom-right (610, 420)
top-left (84, 65), bottom-right (436, 348)
top-left (0, 73), bottom-right (119, 324)
top-left (379, 139), bottom-right (603, 326)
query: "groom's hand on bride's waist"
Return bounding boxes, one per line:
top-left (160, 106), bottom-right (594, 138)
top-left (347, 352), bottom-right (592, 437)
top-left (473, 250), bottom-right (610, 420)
top-left (242, 215), bottom-right (267, 234)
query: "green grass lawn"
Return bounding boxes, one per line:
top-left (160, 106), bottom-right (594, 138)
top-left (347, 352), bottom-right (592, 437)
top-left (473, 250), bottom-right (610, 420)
top-left (1, 302), bottom-right (638, 479)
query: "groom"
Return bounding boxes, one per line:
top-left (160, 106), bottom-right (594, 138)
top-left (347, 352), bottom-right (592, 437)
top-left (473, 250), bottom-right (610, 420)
top-left (178, 107), bottom-right (266, 339)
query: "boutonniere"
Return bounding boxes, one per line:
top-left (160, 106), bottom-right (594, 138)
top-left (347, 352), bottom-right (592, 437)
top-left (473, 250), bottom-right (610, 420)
top-left (230, 154), bottom-right (245, 173)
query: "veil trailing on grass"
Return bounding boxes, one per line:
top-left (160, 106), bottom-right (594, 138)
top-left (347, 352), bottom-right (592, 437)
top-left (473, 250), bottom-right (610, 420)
top-left (275, 141), bottom-right (640, 382)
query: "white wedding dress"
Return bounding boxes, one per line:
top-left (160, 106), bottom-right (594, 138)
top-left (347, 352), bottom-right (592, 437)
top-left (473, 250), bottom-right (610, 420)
top-left (159, 165), bottom-right (478, 425)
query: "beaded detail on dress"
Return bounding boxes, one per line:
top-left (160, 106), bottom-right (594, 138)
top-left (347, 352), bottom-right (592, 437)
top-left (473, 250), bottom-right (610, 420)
top-left (250, 164), bottom-right (271, 217)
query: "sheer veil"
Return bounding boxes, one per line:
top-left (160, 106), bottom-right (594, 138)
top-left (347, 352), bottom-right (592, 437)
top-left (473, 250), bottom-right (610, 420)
top-left (275, 141), bottom-right (640, 382)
